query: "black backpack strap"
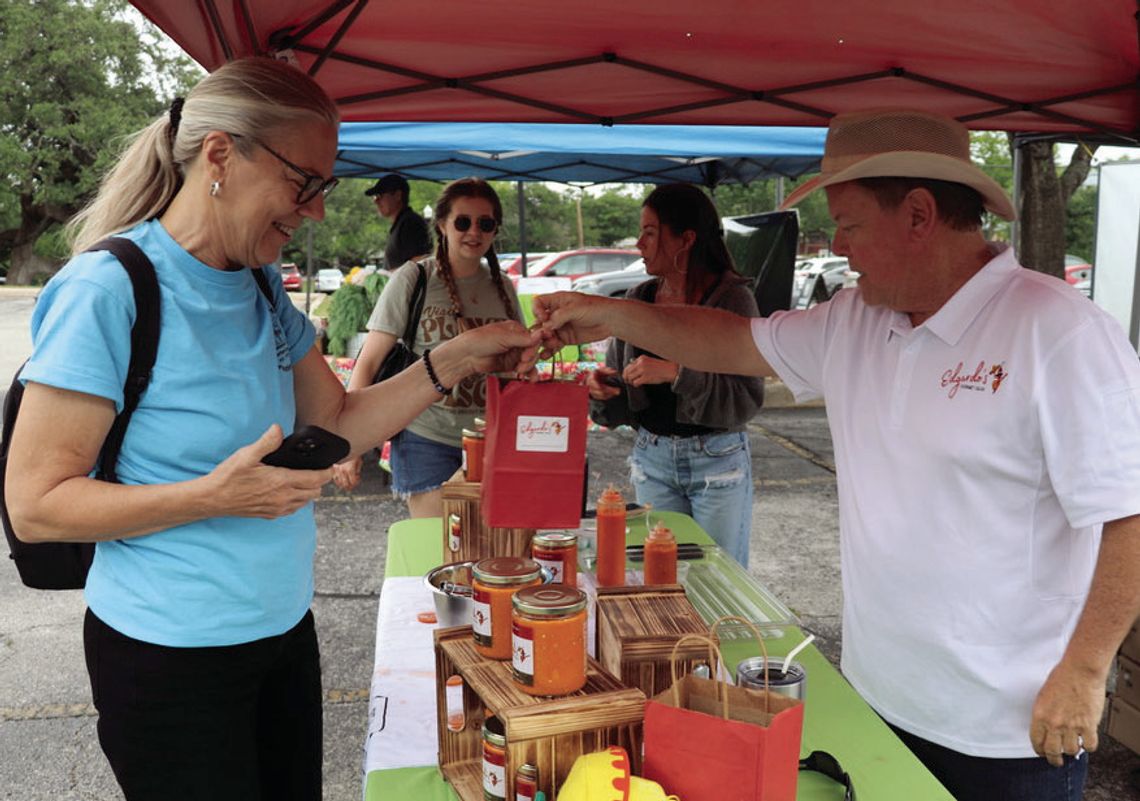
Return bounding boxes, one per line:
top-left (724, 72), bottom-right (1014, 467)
top-left (86, 238), bottom-right (160, 484)
top-left (251, 266), bottom-right (275, 308)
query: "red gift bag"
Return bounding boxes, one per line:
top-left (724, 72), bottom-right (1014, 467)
top-left (643, 617), bottom-right (804, 801)
top-left (481, 376), bottom-right (588, 529)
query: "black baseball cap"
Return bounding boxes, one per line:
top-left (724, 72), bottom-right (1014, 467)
top-left (364, 174), bottom-right (410, 197)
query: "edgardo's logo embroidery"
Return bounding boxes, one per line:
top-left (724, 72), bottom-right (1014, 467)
top-left (941, 361), bottom-right (1008, 399)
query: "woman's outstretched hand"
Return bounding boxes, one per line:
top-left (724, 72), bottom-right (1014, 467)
top-left (531, 292), bottom-right (615, 356)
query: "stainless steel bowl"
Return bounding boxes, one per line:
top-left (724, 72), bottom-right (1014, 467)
top-left (424, 560), bottom-right (476, 628)
top-left (423, 560), bottom-right (556, 629)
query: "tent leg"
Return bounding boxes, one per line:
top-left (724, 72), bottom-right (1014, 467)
top-left (517, 181), bottom-right (529, 277)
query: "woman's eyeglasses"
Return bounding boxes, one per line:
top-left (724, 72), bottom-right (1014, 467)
top-left (452, 215), bottom-right (497, 234)
top-left (231, 134), bottom-right (339, 205)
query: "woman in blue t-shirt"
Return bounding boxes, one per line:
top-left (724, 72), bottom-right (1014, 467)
top-left (5, 58), bottom-right (537, 801)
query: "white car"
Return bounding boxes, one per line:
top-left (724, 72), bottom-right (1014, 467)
top-left (315, 268), bottom-right (344, 292)
top-left (792, 257), bottom-right (856, 308)
top-left (572, 259), bottom-right (648, 297)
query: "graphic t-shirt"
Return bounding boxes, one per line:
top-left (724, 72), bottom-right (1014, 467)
top-left (368, 257), bottom-right (521, 447)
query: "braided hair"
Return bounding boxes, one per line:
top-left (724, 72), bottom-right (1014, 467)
top-left (432, 178), bottom-right (516, 320)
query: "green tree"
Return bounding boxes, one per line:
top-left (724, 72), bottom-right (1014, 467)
top-left (285, 178), bottom-right (388, 270)
top-left (0, 0), bottom-right (199, 283)
top-left (580, 187), bottom-right (647, 246)
top-left (1064, 184), bottom-right (1097, 263)
top-left (971, 131), bottom-right (1014, 242)
top-left (494, 182), bottom-right (576, 252)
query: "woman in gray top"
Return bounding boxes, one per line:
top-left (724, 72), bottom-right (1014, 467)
top-left (334, 178), bottom-right (522, 517)
top-left (587, 184), bottom-right (764, 565)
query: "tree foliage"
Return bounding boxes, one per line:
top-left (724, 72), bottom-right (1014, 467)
top-left (0, 0), bottom-right (199, 283)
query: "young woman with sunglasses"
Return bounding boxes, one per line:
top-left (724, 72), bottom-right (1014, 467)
top-left (334, 178), bottom-right (523, 517)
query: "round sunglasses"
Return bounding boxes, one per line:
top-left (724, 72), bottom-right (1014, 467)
top-left (452, 215), bottom-right (497, 234)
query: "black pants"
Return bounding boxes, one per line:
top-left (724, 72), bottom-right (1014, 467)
top-left (84, 609), bottom-right (322, 801)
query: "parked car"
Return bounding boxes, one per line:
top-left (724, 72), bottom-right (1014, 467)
top-left (1064, 254), bottom-right (1092, 285)
top-left (792, 257), bottom-right (854, 308)
top-left (572, 259), bottom-right (648, 297)
top-left (500, 252), bottom-right (554, 275)
top-left (510, 248), bottom-right (640, 286)
top-left (316, 268), bottom-right (344, 292)
top-left (280, 262), bottom-right (302, 291)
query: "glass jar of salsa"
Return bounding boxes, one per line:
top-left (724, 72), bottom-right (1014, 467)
top-left (511, 585), bottom-right (588, 696)
top-left (462, 427), bottom-right (486, 482)
top-left (472, 557), bottom-right (543, 660)
top-left (482, 715), bottom-right (507, 801)
top-left (530, 531), bottom-right (578, 588)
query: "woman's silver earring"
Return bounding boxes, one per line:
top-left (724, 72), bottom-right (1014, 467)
top-left (210, 181), bottom-right (221, 197)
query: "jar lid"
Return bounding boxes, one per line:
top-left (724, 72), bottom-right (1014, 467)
top-left (532, 531), bottom-right (577, 549)
top-left (473, 417), bottom-right (486, 430)
top-left (482, 715), bottom-right (505, 747)
top-left (512, 585), bottom-right (587, 617)
top-left (646, 523), bottom-right (674, 542)
top-left (461, 428), bottom-right (485, 439)
top-left (517, 763), bottom-right (538, 779)
top-left (473, 556), bottom-right (543, 585)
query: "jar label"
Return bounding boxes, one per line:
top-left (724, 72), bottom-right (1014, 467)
top-left (533, 555), bottom-right (563, 584)
top-left (515, 780), bottom-right (536, 801)
top-left (511, 620), bottom-right (535, 686)
top-left (483, 748), bottom-right (506, 800)
top-left (448, 513), bottom-right (462, 553)
top-left (516, 416), bottom-right (570, 453)
top-left (472, 588), bottom-right (493, 646)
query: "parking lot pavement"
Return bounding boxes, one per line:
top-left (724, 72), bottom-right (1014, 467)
top-left (1, 407), bottom-right (1136, 799)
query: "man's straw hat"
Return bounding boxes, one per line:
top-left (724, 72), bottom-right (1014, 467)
top-left (781, 109), bottom-right (1016, 221)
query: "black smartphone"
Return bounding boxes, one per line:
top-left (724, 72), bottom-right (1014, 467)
top-left (261, 425), bottom-right (351, 470)
top-left (600, 373), bottom-right (625, 388)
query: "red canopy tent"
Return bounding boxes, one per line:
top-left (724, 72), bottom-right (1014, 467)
top-left (130, 0), bottom-right (1138, 142)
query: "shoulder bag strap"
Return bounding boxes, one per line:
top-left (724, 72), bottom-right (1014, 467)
top-left (86, 237), bottom-right (161, 484)
top-left (402, 263), bottom-right (428, 347)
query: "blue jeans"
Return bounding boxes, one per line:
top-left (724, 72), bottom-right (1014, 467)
top-left (889, 724), bottom-right (1089, 801)
top-left (629, 429), bottom-right (753, 566)
top-left (389, 429), bottom-right (462, 497)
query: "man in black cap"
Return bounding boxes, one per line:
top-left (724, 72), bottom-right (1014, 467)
top-left (365, 174), bottom-right (432, 269)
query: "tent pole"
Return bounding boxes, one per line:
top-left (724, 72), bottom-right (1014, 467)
top-left (517, 181), bottom-right (529, 277)
top-left (1011, 137), bottom-right (1022, 250)
top-left (305, 219), bottom-right (313, 315)
top-left (776, 176), bottom-right (785, 209)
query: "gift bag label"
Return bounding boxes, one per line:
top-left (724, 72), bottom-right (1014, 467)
top-left (516, 416), bottom-right (570, 452)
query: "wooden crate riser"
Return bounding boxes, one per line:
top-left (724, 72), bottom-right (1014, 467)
top-left (435, 626), bottom-right (645, 801)
top-left (442, 474), bottom-right (534, 563)
top-left (595, 585), bottom-right (713, 700)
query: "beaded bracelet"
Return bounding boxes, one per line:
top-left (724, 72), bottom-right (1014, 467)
top-left (422, 348), bottom-right (450, 395)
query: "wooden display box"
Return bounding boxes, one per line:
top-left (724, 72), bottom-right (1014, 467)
top-left (434, 626), bottom-right (645, 801)
top-left (441, 471), bottom-right (533, 563)
top-left (1108, 696), bottom-right (1140, 755)
top-left (595, 585), bottom-right (713, 699)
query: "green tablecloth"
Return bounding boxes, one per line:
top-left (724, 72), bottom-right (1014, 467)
top-left (366, 512), bottom-right (952, 801)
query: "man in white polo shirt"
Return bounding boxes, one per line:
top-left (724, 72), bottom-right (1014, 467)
top-left (533, 109), bottom-right (1140, 801)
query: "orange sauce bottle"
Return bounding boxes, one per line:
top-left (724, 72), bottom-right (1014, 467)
top-left (595, 485), bottom-right (626, 587)
top-left (472, 557), bottom-right (543, 660)
top-left (643, 521), bottom-right (678, 585)
top-left (511, 585), bottom-right (588, 696)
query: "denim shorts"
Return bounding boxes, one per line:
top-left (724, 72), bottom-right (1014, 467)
top-left (389, 429), bottom-right (463, 497)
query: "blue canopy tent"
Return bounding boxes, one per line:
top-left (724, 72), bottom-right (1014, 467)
top-left (334, 122), bottom-right (826, 186)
